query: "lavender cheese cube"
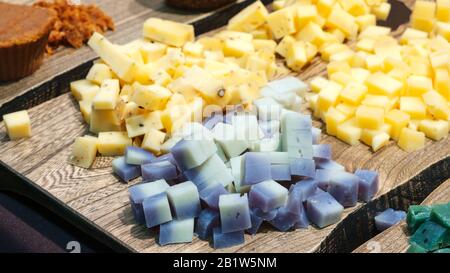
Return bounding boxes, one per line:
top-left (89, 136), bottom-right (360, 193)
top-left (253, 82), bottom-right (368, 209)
top-left (249, 180), bottom-right (288, 213)
top-left (313, 144), bottom-right (332, 160)
top-left (125, 146), bottom-right (155, 165)
top-left (294, 206), bottom-right (309, 229)
top-left (290, 178), bottom-right (318, 202)
top-left (159, 218), bottom-right (194, 246)
top-left (247, 210), bottom-right (264, 235)
top-left (199, 183), bottom-right (229, 210)
top-left (285, 189), bottom-right (309, 228)
top-left (203, 112), bottom-right (224, 130)
top-left (271, 164), bottom-right (291, 181)
top-left (306, 191), bottom-right (344, 228)
top-left (219, 194), bottom-right (252, 233)
top-left (242, 152), bottom-right (271, 185)
top-left (282, 130), bottom-right (313, 159)
top-left (316, 159), bottom-right (345, 171)
top-left (170, 139), bottom-right (217, 170)
top-left (213, 228), bottom-right (245, 249)
top-left (141, 161), bottom-right (178, 182)
top-left (184, 154), bottom-right (234, 190)
top-left (267, 76), bottom-right (308, 97)
top-left (267, 152), bottom-right (290, 164)
top-left (375, 208), bottom-right (407, 231)
top-left (311, 127), bottom-right (321, 144)
top-left (195, 209), bottom-right (220, 240)
top-left (355, 169), bottom-right (379, 202)
top-left (269, 207), bottom-right (297, 231)
top-left (128, 180), bottom-right (170, 224)
top-left (112, 157), bottom-right (141, 182)
top-left (253, 208), bottom-right (278, 221)
top-left (290, 158), bottom-right (315, 178)
top-left (327, 172), bottom-right (360, 207)
top-left (142, 193), bottom-right (172, 228)
top-left (151, 153), bottom-right (178, 166)
top-left (281, 113), bottom-right (312, 133)
top-left (315, 169), bottom-right (344, 191)
top-left (166, 181), bottom-right (201, 219)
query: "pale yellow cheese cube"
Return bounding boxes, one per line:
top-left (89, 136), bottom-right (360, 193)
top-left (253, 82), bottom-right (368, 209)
top-left (223, 39), bottom-right (255, 58)
top-left (295, 5), bottom-right (318, 29)
top-left (70, 80), bottom-right (99, 101)
top-left (273, 0), bottom-right (286, 10)
top-left (79, 100), bottom-right (92, 124)
top-left (310, 76), bottom-right (330, 93)
top-left (397, 127), bottom-right (425, 152)
top-left (373, 36), bottom-right (401, 60)
top-left (267, 8), bottom-right (297, 39)
top-left (437, 0), bottom-right (450, 22)
top-left (351, 51), bottom-right (369, 68)
top-left (119, 84), bottom-right (134, 102)
top-left (355, 14), bottom-right (376, 31)
top-left (275, 35), bottom-right (296, 57)
top-left (327, 61), bottom-right (351, 75)
top-left (86, 63), bottom-right (114, 85)
top-left (350, 68), bottom-right (371, 83)
top-left (286, 41), bottom-right (308, 72)
top-left (361, 129), bottom-right (390, 151)
top-left (118, 101), bottom-right (142, 121)
top-left (295, 22), bottom-right (328, 47)
top-left (227, 0), bottom-right (269, 32)
top-left (434, 68), bottom-right (450, 100)
top-left (92, 79), bottom-right (120, 110)
top-left (335, 103), bottom-right (357, 118)
top-left (356, 38), bottom-right (376, 53)
top-left (422, 90), bottom-right (450, 120)
top-left (337, 118), bottom-right (362, 145)
top-left (197, 37), bottom-right (223, 51)
top-left (383, 57), bottom-right (408, 73)
top-left (408, 119), bottom-right (422, 131)
top-left (339, 0), bottom-right (368, 16)
top-left (361, 95), bottom-right (390, 110)
top-left (125, 111), bottom-right (163, 138)
top-left (358, 25), bottom-right (391, 39)
top-left (325, 6), bottom-right (357, 38)
top-left (385, 109), bottom-right (410, 141)
top-left (419, 119), bottom-right (449, 140)
top-left (317, 0), bottom-right (336, 17)
top-left (365, 54), bottom-right (384, 73)
top-left (89, 109), bottom-right (121, 134)
top-left (340, 82), bottom-right (367, 105)
top-left (253, 39), bottom-right (277, 53)
top-left (429, 50), bottom-right (449, 70)
top-left (326, 107), bottom-right (349, 136)
top-left (3, 110), bottom-right (31, 140)
top-left (329, 50), bottom-right (355, 63)
top-left (317, 82), bottom-right (342, 112)
top-left (356, 105), bottom-right (385, 129)
top-left (329, 71), bottom-right (353, 86)
top-left (143, 18), bottom-right (194, 47)
top-left (411, 1), bottom-right (436, 33)
top-left (399, 28), bottom-right (429, 45)
top-left (371, 2), bottom-right (391, 20)
top-left (309, 93), bottom-right (319, 111)
top-left (406, 75), bottom-right (433, 97)
top-left (161, 105), bottom-right (191, 134)
top-left (399, 96), bottom-right (427, 119)
top-left (436, 21), bottom-right (450, 41)
top-left (98, 132), bottom-right (132, 156)
top-left (140, 41), bottom-right (167, 63)
top-left (131, 83), bottom-right (172, 111)
top-left (183, 42), bottom-right (204, 57)
top-left (142, 129), bottom-right (166, 154)
top-left (329, 28), bottom-right (346, 43)
top-left (365, 72), bottom-right (403, 97)
top-left (69, 135), bottom-right (98, 168)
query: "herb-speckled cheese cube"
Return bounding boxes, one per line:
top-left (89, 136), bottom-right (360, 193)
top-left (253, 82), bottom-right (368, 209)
top-left (69, 135), bottom-right (98, 169)
top-left (143, 18), bottom-right (194, 47)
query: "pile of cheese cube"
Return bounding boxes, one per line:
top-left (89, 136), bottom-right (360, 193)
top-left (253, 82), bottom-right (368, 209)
top-left (309, 1), bottom-right (450, 152)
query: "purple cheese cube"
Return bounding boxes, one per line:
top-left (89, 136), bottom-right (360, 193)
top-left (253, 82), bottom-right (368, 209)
top-left (213, 227), bottom-right (245, 249)
top-left (327, 172), bottom-right (360, 207)
top-left (290, 178), bottom-right (318, 202)
top-left (285, 189), bottom-right (310, 229)
top-left (142, 193), bottom-right (172, 228)
top-left (289, 158), bottom-right (315, 178)
top-left (294, 206), bottom-right (309, 229)
top-left (313, 144), bottom-right (332, 160)
top-left (159, 218), bottom-right (194, 246)
top-left (253, 208), bottom-right (278, 221)
top-left (316, 159), bottom-right (345, 171)
top-left (306, 191), bottom-right (344, 228)
top-left (141, 161), bottom-right (178, 182)
top-left (375, 208), bottom-right (407, 231)
top-left (247, 210), bottom-right (264, 235)
top-left (170, 139), bottom-right (217, 171)
top-left (281, 112), bottom-right (312, 133)
top-left (151, 153), bottom-right (177, 167)
top-left (128, 180), bottom-right (170, 224)
top-left (184, 154), bottom-right (234, 191)
top-left (203, 112), bottom-right (224, 130)
top-left (112, 156), bottom-right (141, 182)
top-left (199, 183), bottom-right (229, 210)
top-left (219, 194), bottom-right (252, 233)
top-left (311, 127), bottom-right (321, 144)
top-left (242, 152), bottom-right (272, 185)
top-left (355, 169), bottom-right (379, 202)
top-left (270, 164), bottom-right (291, 181)
top-left (166, 181), bottom-right (201, 219)
top-left (125, 146), bottom-right (155, 165)
top-left (249, 180), bottom-right (288, 213)
top-left (315, 169), bottom-right (346, 191)
top-left (269, 207), bottom-right (298, 231)
top-left (195, 209), bottom-right (220, 240)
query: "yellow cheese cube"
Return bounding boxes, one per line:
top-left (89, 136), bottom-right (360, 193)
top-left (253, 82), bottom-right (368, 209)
top-left (434, 68), bottom-right (450, 100)
top-left (337, 118), bottom-right (362, 145)
top-left (350, 68), bottom-right (371, 83)
top-left (329, 50), bottom-right (355, 63)
top-left (223, 38), bottom-right (255, 57)
top-left (295, 5), bottom-right (318, 29)
top-left (69, 136), bottom-right (98, 168)
top-left (161, 105), bottom-right (190, 134)
top-left (317, 0), bottom-right (336, 17)
top-left (400, 97), bottom-right (427, 119)
top-left (317, 82), bottom-right (342, 112)
top-left (325, 6), bottom-right (357, 38)
top-left (361, 95), bottom-right (389, 110)
top-left (406, 75), bottom-right (433, 97)
top-left (361, 129), bottom-right (390, 151)
top-left (142, 129), bottom-right (166, 154)
top-left (397, 127), bottom-right (425, 152)
top-left (329, 71), bottom-right (353, 86)
top-left (92, 79), bottom-right (120, 110)
top-left (125, 111), bottom-right (163, 138)
top-left (371, 2), bottom-right (391, 20)
top-left (305, 42), bottom-right (318, 61)
top-left (405, 56), bottom-right (432, 78)
top-left (351, 51), bottom-right (369, 68)
top-left (310, 76), bottom-right (330, 93)
top-left (422, 90), bottom-right (450, 120)
top-left (295, 22), bottom-right (328, 47)
top-left (359, 25), bottom-right (391, 39)
top-left (183, 42), bottom-right (204, 57)
top-left (329, 28), bottom-right (346, 43)
top-left (437, 0), bottom-right (450, 22)
top-left (86, 63), bottom-right (114, 85)
top-left (131, 83), bottom-right (172, 111)
top-left (419, 119), bottom-right (449, 140)
top-left (140, 41), bottom-right (167, 63)
top-left (340, 83), bottom-right (367, 105)
top-left (143, 18), bottom-right (194, 47)
top-left (79, 100), bottom-right (92, 124)
top-left (429, 50), bottom-right (449, 70)
top-left (356, 14), bottom-right (376, 30)
top-left (286, 41), bottom-right (308, 72)
top-left (71, 80), bottom-right (99, 101)
top-left (436, 21), bottom-right (450, 41)
top-left (3, 110), bottom-right (31, 140)
top-left (356, 38), bottom-right (376, 53)
top-left (216, 30), bottom-right (253, 42)
top-left (411, 1), bottom-right (436, 33)
top-left (336, 103), bottom-right (357, 118)
top-left (408, 119), bottom-right (422, 131)
top-left (118, 101), bottom-right (142, 121)
top-left (253, 39), bottom-right (277, 53)
top-left (383, 57), bottom-right (408, 73)
top-left (197, 37), bottom-right (223, 51)
top-left (373, 36), bottom-right (401, 60)
top-left (273, 0), bottom-right (286, 10)
top-left (309, 94), bottom-right (319, 111)
top-left (89, 109), bottom-right (121, 134)
top-left (365, 54), bottom-right (384, 73)
top-left (365, 72), bottom-right (403, 97)
top-left (385, 109), bottom-right (410, 141)
top-left (356, 105), bottom-right (385, 129)
top-left (275, 35), bottom-right (296, 57)
top-left (97, 132), bottom-right (132, 156)
top-left (267, 8), bottom-right (297, 39)
top-left (326, 107), bottom-right (349, 136)
top-left (399, 28), bottom-right (429, 45)
top-left (119, 84), bottom-right (134, 102)
top-left (327, 61), bottom-right (351, 75)
top-left (227, 0), bottom-right (269, 32)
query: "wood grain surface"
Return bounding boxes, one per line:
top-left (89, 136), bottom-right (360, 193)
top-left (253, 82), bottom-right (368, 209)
top-left (0, 0), bottom-right (448, 253)
top-left (353, 179), bottom-right (450, 253)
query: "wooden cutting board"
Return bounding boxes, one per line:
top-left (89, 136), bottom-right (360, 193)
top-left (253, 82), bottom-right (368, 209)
top-left (353, 179), bottom-right (450, 253)
top-left (0, 0), bottom-right (448, 253)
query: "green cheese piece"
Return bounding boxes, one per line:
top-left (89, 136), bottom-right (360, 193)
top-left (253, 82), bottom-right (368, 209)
top-left (430, 202), bottom-right (450, 229)
top-left (410, 221), bottom-right (450, 251)
top-left (407, 242), bottom-right (428, 253)
top-left (407, 205), bottom-right (432, 234)
top-left (433, 248), bottom-right (450, 253)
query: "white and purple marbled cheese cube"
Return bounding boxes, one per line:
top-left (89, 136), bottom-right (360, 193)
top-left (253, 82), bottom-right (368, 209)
top-left (315, 169), bottom-right (343, 191)
top-left (290, 178), bottom-right (318, 202)
top-left (128, 180), bottom-right (170, 224)
top-left (316, 159), bottom-right (345, 171)
top-left (270, 164), bottom-right (291, 181)
top-left (219, 194), bottom-right (252, 233)
top-left (203, 112), bottom-right (224, 130)
top-left (199, 183), bottom-right (229, 210)
top-left (311, 127), bottom-right (321, 144)
top-left (195, 209), bottom-right (220, 240)
top-left (112, 156), bottom-right (141, 182)
top-left (267, 76), bottom-right (308, 97)
top-left (327, 172), bottom-right (360, 207)
top-left (142, 192), bottom-right (172, 228)
top-left (289, 158), bottom-right (315, 178)
top-left (159, 218), bottom-right (194, 246)
top-left (141, 161), bottom-right (178, 182)
top-left (249, 180), bottom-right (288, 213)
top-left (125, 146), bottom-right (155, 165)
top-left (213, 227), bottom-right (245, 249)
top-left (281, 112), bottom-right (312, 133)
top-left (170, 139), bottom-right (217, 171)
top-left (212, 122), bottom-right (249, 159)
top-left (355, 169), bottom-right (379, 202)
top-left (269, 207), bottom-right (298, 231)
top-left (313, 144), bottom-right (332, 160)
top-left (242, 152), bottom-right (272, 185)
top-left (306, 191), bottom-right (344, 228)
top-left (184, 154), bottom-right (234, 190)
top-left (285, 189), bottom-right (309, 229)
top-left (253, 207), bottom-right (278, 221)
top-left (166, 181), bottom-right (201, 219)
top-left (247, 210), bottom-right (264, 235)
top-left (374, 208), bottom-right (406, 231)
